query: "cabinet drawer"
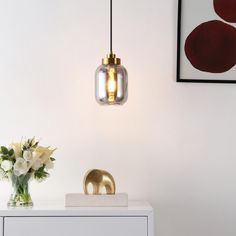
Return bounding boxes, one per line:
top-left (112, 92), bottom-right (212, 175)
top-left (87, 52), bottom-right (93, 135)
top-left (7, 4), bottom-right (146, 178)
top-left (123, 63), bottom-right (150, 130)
top-left (4, 216), bottom-right (147, 236)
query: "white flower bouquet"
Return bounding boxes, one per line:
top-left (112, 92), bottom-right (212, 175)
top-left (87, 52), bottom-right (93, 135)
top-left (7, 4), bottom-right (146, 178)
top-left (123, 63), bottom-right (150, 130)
top-left (0, 138), bottom-right (56, 207)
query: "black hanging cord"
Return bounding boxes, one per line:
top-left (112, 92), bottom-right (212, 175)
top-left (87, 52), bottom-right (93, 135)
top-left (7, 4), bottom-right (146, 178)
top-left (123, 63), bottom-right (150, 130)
top-left (110, 0), bottom-right (113, 54)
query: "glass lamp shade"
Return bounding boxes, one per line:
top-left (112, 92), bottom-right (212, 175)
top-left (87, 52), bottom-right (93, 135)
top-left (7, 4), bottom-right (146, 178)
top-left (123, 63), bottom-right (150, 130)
top-left (95, 63), bottom-right (128, 105)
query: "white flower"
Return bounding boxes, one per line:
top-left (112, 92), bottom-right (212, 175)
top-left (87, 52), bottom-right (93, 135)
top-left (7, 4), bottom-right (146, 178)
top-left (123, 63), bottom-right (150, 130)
top-left (13, 158), bottom-right (29, 176)
top-left (31, 159), bottom-right (43, 171)
top-left (1, 160), bottom-right (13, 172)
top-left (26, 159), bottom-right (33, 169)
top-left (32, 150), bottom-right (41, 159)
top-left (23, 150), bottom-right (33, 161)
top-left (45, 159), bottom-right (54, 170)
top-left (10, 143), bottom-right (22, 158)
top-left (33, 146), bottom-right (55, 164)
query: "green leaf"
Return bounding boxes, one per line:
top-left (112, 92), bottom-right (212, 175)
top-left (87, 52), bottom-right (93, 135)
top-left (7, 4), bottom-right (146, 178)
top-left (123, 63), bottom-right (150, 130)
top-left (50, 157), bottom-right (56, 161)
top-left (34, 165), bottom-right (49, 180)
top-left (1, 146), bottom-right (8, 155)
top-left (32, 141), bottom-right (39, 148)
top-left (2, 155), bottom-right (9, 161)
top-left (8, 149), bottom-right (14, 157)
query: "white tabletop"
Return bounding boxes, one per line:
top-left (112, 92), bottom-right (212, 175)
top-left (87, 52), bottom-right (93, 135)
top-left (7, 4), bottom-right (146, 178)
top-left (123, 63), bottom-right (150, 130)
top-left (0, 201), bottom-right (153, 217)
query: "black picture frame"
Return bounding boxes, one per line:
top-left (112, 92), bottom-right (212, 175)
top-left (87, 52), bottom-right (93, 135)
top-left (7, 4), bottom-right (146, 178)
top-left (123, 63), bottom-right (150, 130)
top-left (176, 0), bottom-right (236, 84)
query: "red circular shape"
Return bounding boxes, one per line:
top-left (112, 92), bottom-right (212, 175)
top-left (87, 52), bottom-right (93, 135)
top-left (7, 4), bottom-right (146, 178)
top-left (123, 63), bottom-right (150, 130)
top-left (185, 20), bottom-right (236, 73)
top-left (214, 0), bottom-right (236, 23)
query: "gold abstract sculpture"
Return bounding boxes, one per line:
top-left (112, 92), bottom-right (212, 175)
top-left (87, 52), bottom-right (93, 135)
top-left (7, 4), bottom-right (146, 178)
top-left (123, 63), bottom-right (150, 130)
top-left (83, 169), bottom-right (116, 195)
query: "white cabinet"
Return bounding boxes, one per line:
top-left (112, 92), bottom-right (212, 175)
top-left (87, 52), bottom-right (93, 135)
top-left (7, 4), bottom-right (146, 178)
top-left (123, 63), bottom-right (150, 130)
top-left (0, 201), bottom-right (153, 236)
top-left (0, 217), bottom-right (2, 235)
top-left (5, 217), bottom-right (147, 236)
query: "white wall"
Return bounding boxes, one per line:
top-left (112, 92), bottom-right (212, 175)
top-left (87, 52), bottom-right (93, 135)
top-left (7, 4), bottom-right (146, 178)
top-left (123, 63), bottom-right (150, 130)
top-left (0, 0), bottom-right (236, 236)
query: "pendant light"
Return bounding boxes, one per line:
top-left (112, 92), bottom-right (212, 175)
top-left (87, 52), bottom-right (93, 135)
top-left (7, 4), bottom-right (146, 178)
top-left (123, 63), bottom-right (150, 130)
top-left (95, 0), bottom-right (128, 105)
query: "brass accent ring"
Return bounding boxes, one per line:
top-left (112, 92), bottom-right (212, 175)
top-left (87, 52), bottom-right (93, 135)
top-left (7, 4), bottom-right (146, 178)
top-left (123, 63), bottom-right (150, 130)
top-left (102, 53), bottom-right (121, 65)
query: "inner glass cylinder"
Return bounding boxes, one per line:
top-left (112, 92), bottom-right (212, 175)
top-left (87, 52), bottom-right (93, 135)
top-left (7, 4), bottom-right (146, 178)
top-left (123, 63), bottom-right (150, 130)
top-left (95, 64), bottom-right (128, 105)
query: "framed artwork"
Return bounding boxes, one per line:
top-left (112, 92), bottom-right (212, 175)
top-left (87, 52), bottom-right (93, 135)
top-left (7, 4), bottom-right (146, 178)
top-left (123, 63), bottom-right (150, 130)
top-left (177, 0), bottom-right (236, 83)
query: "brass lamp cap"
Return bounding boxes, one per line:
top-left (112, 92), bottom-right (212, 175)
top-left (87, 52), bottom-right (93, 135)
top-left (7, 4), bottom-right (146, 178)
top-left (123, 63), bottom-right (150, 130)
top-left (102, 53), bottom-right (121, 65)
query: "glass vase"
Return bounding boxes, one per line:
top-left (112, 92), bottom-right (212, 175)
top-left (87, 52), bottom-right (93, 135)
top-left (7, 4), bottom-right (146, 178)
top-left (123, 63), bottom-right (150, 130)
top-left (8, 173), bottom-right (33, 207)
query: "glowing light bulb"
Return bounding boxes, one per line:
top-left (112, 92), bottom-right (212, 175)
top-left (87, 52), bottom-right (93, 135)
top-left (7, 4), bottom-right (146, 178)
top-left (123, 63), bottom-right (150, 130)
top-left (107, 68), bottom-right (117, 103)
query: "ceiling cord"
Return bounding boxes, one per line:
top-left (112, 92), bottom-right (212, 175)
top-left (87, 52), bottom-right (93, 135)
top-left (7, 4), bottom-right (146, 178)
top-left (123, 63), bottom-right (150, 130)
top-left (110, 0), bottom-right (113, 54)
